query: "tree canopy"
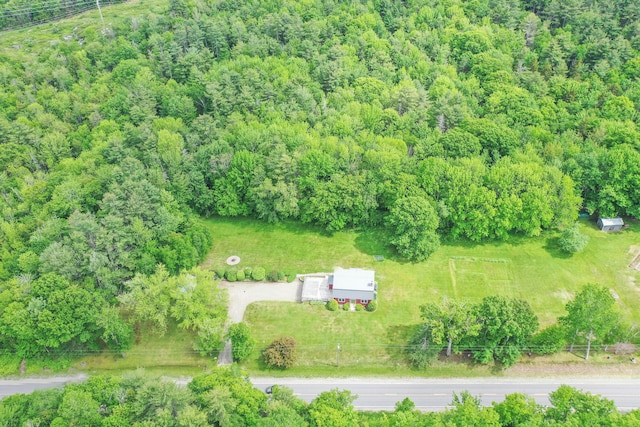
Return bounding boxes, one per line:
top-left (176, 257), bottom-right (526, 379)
top-left (560, 284), bottom-right (620, 360)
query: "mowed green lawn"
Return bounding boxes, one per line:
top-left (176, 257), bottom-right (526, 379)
top-left (204, 217), bottom-right (640, 374)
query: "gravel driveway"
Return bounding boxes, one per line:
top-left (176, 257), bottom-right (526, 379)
top-left (220, 280), bottom-right (302, 323)
top-left (217, 280), bottom-right (302, 365)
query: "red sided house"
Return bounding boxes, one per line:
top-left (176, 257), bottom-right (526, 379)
top-left (330, 268), bottom-right (376, 306)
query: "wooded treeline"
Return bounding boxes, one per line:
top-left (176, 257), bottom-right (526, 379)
top-left (1, 0), bottom-right (640, 356)
top-left (1, 369), bottom-right (639, 426)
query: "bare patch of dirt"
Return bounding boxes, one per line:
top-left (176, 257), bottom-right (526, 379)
top-left (552, 289), bottom-right (574, 303)
top-left (628, 245), bottom-right (640, 271)
top-left (510, 362), bottom-right (640, 377)
top-left (509, 348), bottom-right (640, 377)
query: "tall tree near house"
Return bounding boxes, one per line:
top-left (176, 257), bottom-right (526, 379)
top-left (300, 172), bottom-right (379, 232)
top-left (560, 284), bottom-right (619, 360)
top-left (386, 195), bottom-right (440, 262)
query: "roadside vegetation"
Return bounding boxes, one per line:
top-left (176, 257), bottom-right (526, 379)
top-left (2, 368), bottom-right (640, 426)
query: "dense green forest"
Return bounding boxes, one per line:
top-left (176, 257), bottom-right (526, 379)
top-left (1, 0), bottom-right (640, 358)
top-left (2, 369), bottom-right (640, 426)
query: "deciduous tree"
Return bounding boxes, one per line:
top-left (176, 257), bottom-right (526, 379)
top-left (467, 296), bottom-right (539, 367)
top-left (308, 389), bottom-right (359, 427)
top-left (421, 299), bottom-right (480, 358)
top-left (386, 196), bottom-right (440, 262)
top-left (560, 284), bottom-right (619, 360)
top-left (263, 336), bottom-right (298, 369)
top-left (227, 322), bottom-right (255, 362)
top-left (558, 223), bottom-right (589, 254)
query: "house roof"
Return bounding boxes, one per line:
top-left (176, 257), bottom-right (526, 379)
top-left (599, 217), bottom-right (624, 226)
top-left (332, 268), bottom-right (375, 292)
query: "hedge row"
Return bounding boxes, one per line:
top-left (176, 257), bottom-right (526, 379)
top-left (325, 299), bottom-right (378, 312)
top-left (215, 267), bottom-right (295, 282)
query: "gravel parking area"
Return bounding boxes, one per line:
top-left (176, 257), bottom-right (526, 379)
top-left (220, 280), bottom-right (302, 323)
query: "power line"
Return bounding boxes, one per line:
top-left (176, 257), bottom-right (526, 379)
top-left (0, 0), bottom-right (124, 32)
top-left (0, 343), bottom-right (622, 356)
top-left (96, 0), bottom-right (106, 34)
top-left (2, 0), bottom-right (97, 16)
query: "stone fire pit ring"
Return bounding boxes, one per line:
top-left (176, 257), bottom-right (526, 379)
top-left (226, 256), bottom-right (241, 266)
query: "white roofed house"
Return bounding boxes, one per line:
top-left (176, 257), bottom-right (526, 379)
top-left (330, 268), bottom-right (376, 306)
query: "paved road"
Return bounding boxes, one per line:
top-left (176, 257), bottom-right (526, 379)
top-left (2, 375), bottom-right (639, 412)
top-left (0, 375), bottom-right (87, 399)
top-left (250, 377), bottom-right (640, 411)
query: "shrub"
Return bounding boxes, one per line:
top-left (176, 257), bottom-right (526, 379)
top-left (277, 271), bottom-right (286, 281)
top-left (225, 269), bottom-right (237, 282)
top-left (267, 270), bottom-right (279, 282)
top-left (236, 270), bottom-right (245, 281)
top-left (227, 322), bottom-right (255, 362)
top-left (215, 269), bottom-right (226, 279)
top-left (366, 300), bottom-right (378, 312)
top-left (283, 270), bottom-right (296, 281)
top-left (263, 337), bottom-right (298, 369)
top-left (342, 302), bottom-right (351, 311)
top-left (558, 223), bottom-right (589, 254)
top-left (529, 324), bottom-right (567, 355)
top-left (326, 299), bottom-right (339, 311)
top-left (244, 266), bottom-right (252, 277)
top-left (355, 303), bottom-right (364, 311)
top-left (251, 267), bottom-right (266, 281)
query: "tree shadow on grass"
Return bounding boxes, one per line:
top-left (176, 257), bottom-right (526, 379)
top-left (206, 216), bottom-right (336, 238)
top-left (544, 236), bottom-right (572, 259)
top-left (440, 350), bottom-right (482, 370)
top-left (354, 228), bottom-right (408, 264)
top-left (386, 324), bottom-right (417, 363)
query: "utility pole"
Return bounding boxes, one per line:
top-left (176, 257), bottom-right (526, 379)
top-left (337, 343), bottom-right (341, 367)
top-left (96, 0), bottom-right (106, 34)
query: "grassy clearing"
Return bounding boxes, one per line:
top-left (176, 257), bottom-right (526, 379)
top-left (1, 322), bottom-right (211, 376)
top-left (0, 0), bottom-right (168, 48)
top-left (205, 217), bottom-right (640, 374)
top-left (71, 321), bottom-right (211, 376)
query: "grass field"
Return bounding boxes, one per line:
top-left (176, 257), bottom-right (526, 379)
top-left (74, 322), bottom-right (211, 376)
top-left (203, 217), bottom-right (640, 374)
top-left (0, 0), bottom-right (168, 48)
